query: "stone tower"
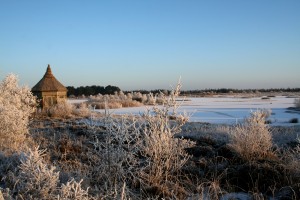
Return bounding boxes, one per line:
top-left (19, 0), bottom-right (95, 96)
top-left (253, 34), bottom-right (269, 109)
top-left (32, 64), bottom-right (67, 108)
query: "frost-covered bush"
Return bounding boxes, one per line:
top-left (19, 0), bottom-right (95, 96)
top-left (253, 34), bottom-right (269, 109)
top-left (87, 91), bottom-right (160, 109)
top-left (82, 80), bottom-right (193, 198)
top-left (58, 179), bottom-right (89, 200)
top-left (73, 103), bottom-right (91, 117)
top-left (48, 101), bottom-right (74, 118)
top-left (131, 92), bottom-right (157, 104)
top-left (86, 114), bottom-right (141, 198)
top-left (88, 93), bottom-right (142, 109)
top-left (5, 147), bottom-right (89, 200)
top-left (42, 101), bottom-right (91, 118)
top-left (138, 81), bottom-right (194, 197)
top-left (0, 74), bottom-right (36, 153)
top-left (230, 109), bottom-right (274, 161)
top-left (12, 147), bottom-right (59, 199)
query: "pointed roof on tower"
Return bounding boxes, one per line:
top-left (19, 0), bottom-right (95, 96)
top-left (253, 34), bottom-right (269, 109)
top-left (32, 64), bottom-right (67, 92)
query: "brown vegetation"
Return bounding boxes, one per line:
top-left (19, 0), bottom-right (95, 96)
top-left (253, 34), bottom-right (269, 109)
top-left (1, 76), bottom-right (300, 199)
top-left (87, 91), bottom-right (165, 110)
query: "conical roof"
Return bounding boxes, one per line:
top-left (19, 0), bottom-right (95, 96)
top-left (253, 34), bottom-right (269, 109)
top-left (32, 64), bottom-right (67, 92)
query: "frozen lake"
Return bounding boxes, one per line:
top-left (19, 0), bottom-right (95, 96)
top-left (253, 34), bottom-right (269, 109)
top-left (70, 96), bottom-right (300, 125)
top-left (178, 96), bottom-right (299, 125)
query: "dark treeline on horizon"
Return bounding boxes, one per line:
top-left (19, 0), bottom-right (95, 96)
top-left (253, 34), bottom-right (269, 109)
top-left (66, 85), bottom-right (121, 97)
top-left (66, 85), bottom-right (300, 97)
top-left (127, 88), bottom-right (300, 96)
top-left (180, 88), bottom-right (300, 95)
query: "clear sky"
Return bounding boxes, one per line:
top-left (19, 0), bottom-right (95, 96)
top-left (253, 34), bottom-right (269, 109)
top-left (0, 0), bottom-right (299, 90)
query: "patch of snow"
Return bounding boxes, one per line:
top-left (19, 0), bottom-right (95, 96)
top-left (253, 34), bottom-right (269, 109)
top-left (68, 99), bottom-right (88, 104)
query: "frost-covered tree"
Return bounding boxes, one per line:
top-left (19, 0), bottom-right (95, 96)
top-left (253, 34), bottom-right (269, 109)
top-left (0, 74), bottom-right (36, 153)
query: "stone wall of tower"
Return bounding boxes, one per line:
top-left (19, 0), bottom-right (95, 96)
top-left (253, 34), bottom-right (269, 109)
top-left (37, 91), bottom-right (67, 108)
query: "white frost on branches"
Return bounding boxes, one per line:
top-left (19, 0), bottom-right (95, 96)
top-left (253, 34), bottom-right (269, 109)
top-left (0, 74), bottom-right (36, 152)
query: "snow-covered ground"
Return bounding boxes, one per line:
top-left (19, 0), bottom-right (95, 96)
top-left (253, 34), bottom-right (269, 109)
top-left (70, 96), bottom-right (300, 126)
top-left (67, 99), bottom-right (88, 104)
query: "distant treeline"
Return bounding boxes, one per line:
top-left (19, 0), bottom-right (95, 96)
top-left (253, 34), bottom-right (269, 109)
top-left (66, 85), bottom-right (121, 97)
top-left (67, 86), bottom-right (300, 97)
top-left (180, 88), bottom-right (300, 96)
top-left (125, 88), bottom-right (300, 95)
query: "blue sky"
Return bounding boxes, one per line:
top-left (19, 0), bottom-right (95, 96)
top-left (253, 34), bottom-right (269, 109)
top-left (0, 0), bottom-right (299, 90)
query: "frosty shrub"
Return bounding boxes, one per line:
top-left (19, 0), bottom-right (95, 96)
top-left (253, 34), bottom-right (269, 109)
top-left (230, 109), bottom-right (274, 161)
top-left (138, 81), bottom-right (194, 197)
top-left (81, 80), bottom-right (193, 198)
top-left (88, 93), bottom-right (142, 109)
top-left (87, 90), bottom-right (161, 109)
top-left (0, 152), bottom-right (21, 189)
top-left (294, 98), bottom-right (300, 108)
top-left (0, 74), bottom-right (36, 153)
top-left (48, 101), bottom-right (74, 118)
top-left (86, 114), bottom-right (141, 198)
top-left (6, 147), bottom-right (90, 200)
top-left (12, 147), bottom-right (59, 199)
top-left (58, 179), bottom-right (89, 200)
top-left (73, 103), bottom-right (91, 117)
